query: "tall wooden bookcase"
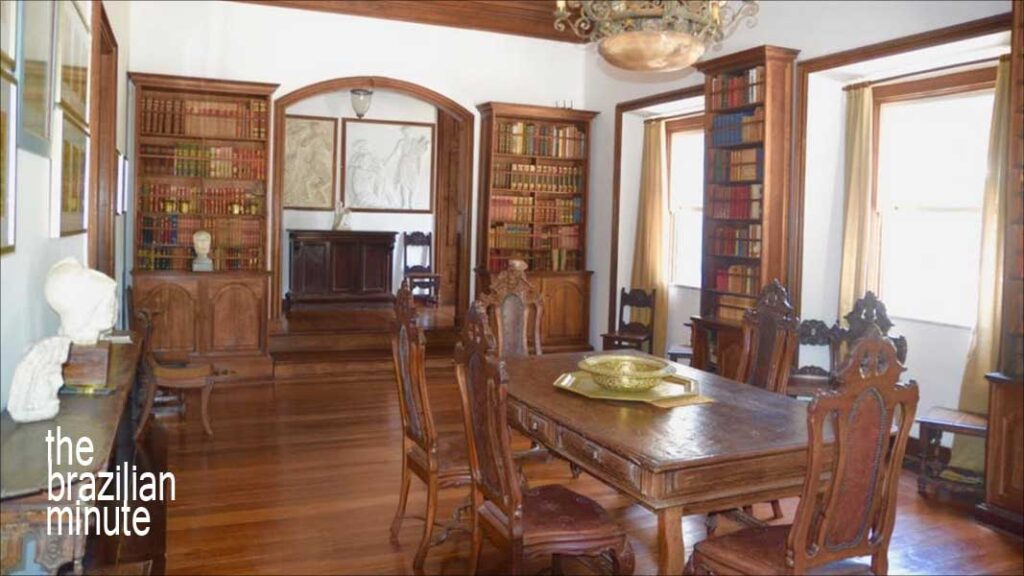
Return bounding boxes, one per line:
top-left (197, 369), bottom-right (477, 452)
top-left (978, 1), bottom-right (1024, 537)
top-left (476, 102), bottom-right (598, 352)
top-left (129, 73), bottom-right (278, 376)
top-left (690, 46), bottom-right (799, 376)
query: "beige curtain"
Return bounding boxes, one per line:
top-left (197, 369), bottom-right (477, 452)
top-left (948, 58), bottom-right (1010, 473)
top-left (837, 87), bottom-right (880, 317)
top-left (630, 120), bottom-right (669, 356)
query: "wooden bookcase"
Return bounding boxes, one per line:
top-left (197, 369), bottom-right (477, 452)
top-left (690, 46), bottom-right (799, 375)
top-left (476, 102), bottom-right (598, 351)
top-left (978, 2), bottom-right (1024, 537)
top-left (129, 73), bottom-right (278, 376)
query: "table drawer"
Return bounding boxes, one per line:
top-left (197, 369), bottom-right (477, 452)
top-left (560, 428), bottom-right (640, 490)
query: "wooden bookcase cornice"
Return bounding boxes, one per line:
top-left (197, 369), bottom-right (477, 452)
top-left (477, 102), bottom-right (599, 123)
top-left (128, 72), bottom-right (279, 96)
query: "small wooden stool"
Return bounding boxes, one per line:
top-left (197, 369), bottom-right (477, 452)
top-left (916, 406), bottom-right (987, 499)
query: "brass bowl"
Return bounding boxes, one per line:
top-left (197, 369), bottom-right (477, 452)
top-left (577, 355), bottom-right (676, 392)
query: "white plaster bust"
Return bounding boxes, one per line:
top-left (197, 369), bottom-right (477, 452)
top-left (44, 258), bottom-right (118, 346)
top-left (332, 203), bottom-right (352, 231)
top-left (7, 337), bottom-right (72, 423)
top-left (192, 230), bottom-right (213, 272)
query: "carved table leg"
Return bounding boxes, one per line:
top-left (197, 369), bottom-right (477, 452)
top-left (657, 505), bottom-right (685, 575)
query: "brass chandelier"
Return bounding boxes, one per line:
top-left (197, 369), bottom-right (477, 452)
top-left (554, 1), bottom-right (760, 72)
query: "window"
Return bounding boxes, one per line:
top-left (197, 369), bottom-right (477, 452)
top-left (667, 118), bottom-right (704, 287)
top-left (875, 83), bottom-right (994, 327)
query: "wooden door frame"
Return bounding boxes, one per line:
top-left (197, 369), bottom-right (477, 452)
top-left (270, 76), bottom-right (474, 322)
top-left (788, 12), bottom-right (1010, 315)
top-left (87, 0), bottom-right (118, 275)
top-left (608, 84), bottom-right (704, 332)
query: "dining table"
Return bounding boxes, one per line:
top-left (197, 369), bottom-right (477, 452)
top-left (504, 350), bottom-right (819, 575)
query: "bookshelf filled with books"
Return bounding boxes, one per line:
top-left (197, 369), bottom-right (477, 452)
top-left (690, 46), bottom-right (798, 376)
top-left (476, 102), bottom-right (598, 351)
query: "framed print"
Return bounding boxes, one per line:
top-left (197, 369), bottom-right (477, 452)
top-left (117, 151), bottom-right (127, 215)
top-left (58, 0), bottom-right (89, 122)
top-left (342, 119), bottom-right (434, 213)
top-left (283, 114), bottom-right (337, 210)
top-left (19, 0), bottom-right (53, 149)
top-left (1, 72), bottom-right (15, 252)
top-left (0, 0), bottom-right (16, 70)
top-left (59, 115), bottom-right (87, 236)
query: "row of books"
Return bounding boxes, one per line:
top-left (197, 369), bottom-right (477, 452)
top-left (139, 184), bottom-right (264, 216)
top-left (709, 66), bottom-right (765, 110)
top-left (709, 149), bottom-right (764, 183)
top-left (535, 227), bottom-right (581, 251)
top-left (139, 216), bottom-right (263, 250)
top-left (712, 224), bottom-right (763, 257)
top-left (136, 247), bottom-right (263, 272)
top-left (141, 96), bottom-right (268, 139)
top-left (710, 108), bottom-right (764, 147)
top-left (713, 264), bottom-right (759, 296)
top-left (538, 249), bottom-right (581, 272)
top-left (140, 144), bottom-right (266, 180)
top-left (489, 224), bottom-right (533, 250)
top-left (61, 138), bottom-right (87, 212)
top-left (716, 294), bottom-right (757, 322)
top-left (493, 163), bottom-right (584, 193)
top-left (708, 185), bottom-right (763, 220)
top-left (491, 196), bottom-right (534, 222)
top-left (496, 121), bottom-right (586, 158)
top-left (536, 198), bottom-right (582, 224)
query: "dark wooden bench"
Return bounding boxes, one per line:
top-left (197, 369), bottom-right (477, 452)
top-left (916, 406), bottom-right (988, 500)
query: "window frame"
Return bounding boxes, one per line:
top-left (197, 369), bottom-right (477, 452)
top-left (665, 113), bottom-right (705, 288)
top-left (869, 66), bottom-right (997, 327)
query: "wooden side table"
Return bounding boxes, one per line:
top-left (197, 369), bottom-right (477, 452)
top-left (916, 406), bottom-right (988, 500)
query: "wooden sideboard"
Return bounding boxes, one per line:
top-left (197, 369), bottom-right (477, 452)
top-left (286, 230), bottom-right (398, 310)
top-left (977, 373), bottom-right (1024, 536)
top-left (690, 315), bottom-right (744, 380)
top-left (477, 269), bottom-right (592, 352)
top-left (132, 271), bottom-right (271, 377)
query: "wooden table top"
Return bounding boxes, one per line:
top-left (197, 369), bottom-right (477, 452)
top-left (505, 351), bottom-right (817, 474)
top-left (1, 336), bottom-right (141, 500)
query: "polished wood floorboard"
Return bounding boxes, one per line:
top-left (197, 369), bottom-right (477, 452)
top-left (272, 305), bottom-right (456, 335)
top-left (160, 365), bottom-right (1024, 575)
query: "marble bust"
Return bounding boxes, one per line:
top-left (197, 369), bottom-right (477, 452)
top-left (44, 258), bottom-right (118, 346)
top-left (192, 230), bottom-right (213, 272)
top-left (7, 336), bottom-right (72, 423)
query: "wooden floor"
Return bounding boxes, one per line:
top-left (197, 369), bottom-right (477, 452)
top-left (158, 364), bottom-right (1024, 575)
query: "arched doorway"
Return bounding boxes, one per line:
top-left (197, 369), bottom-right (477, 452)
top-left (270, 76), bottom-right (474, 324)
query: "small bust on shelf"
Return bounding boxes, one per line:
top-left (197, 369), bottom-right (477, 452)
top-left (192, 230), bottom-right (214, 272)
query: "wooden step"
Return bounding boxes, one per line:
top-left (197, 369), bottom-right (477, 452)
top-left (271, 350), bottom-right (452, 380)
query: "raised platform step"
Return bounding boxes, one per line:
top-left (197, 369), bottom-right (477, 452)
top-left (272, 350), bottom-right (453, 380)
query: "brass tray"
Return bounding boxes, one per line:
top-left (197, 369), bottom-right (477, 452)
top-left (553, 371), bottom-right (711, 409)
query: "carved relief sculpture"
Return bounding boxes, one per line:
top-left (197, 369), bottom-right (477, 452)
top-left (7, 336), bottom-right (72, 422)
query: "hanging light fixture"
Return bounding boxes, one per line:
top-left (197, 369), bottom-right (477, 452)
top-left (554, 1), bottom-right (760, 72)
top-left (350, 88), bottom-right (373, 118)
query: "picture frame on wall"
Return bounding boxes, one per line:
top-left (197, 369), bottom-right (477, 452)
top-left (0, 0), bottom-right (16, 69)
top-left (57, 0), bottom-right (90, 123)
top-left (342, 119), bottom-right (434, 213)
top-left (1, 72), bottom-right (16, 253)
top-left (283, 114), bottom-right (337, 211)
top-left (18, 0), bottom-right (53, 153)
top-left (59, 114), bottom-right (88, 236)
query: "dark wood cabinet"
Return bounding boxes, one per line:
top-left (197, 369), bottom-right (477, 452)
top-left (477, 269), bottom-right (592, 352)
top-left (690, 316), bottom-right (744, 379)
top-left (132, 271), bottom-right (271, 376)
top-left (287, 230), bottom-right (397, 309)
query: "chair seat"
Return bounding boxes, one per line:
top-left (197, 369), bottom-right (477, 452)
top-left (522, 484), bottom-right (624, 547)
top-left (601, 331), bottom-right (650, 342)
top-left (409, 430), bottom-right (470, 477)
top-left (406, 272), bottom-right (441, 279)
top-left (691, 525), bottom-right (872, 575)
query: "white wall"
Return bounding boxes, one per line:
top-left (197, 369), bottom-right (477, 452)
top-left (127, 0), bottom-right (586, 307)
top-left (617, 112), bottom-right (644, 294)
top-left (0, 0), bottom-right (132, 408)
top-left (282, 90), bottom-right (437, 293)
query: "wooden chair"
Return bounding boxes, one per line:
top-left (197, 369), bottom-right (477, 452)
top-left (787, 319), bottom-right (843, 398)
top-left (687, 325), bottom-right (919, 576)
top-left (601, 288), bottom-right (656, 354)
top-left (388, 280), bottom-right (471, 570)
top-left (131, 289), bottom-right (229, 441)
top-left (735, 279), bottom-right (800, 395)
top-left (403, 231), bottom-right (442, 307)
top-left (479, 259), bottom-right (543, 359)
top-left (454, 301), bottom-right (634, 575)
top-left (707, 280), bottom-right (799, 531)
top-left (837, 291), bottom-right (908, 366)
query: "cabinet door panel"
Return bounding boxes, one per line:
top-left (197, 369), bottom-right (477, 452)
top-left (331, 241), bottom-right (360, 293)
top-left (361, 243), bottom-right (391, 293)
top-left (206, 279), bottom-right (265, 354)
top-left (541, 276), bottom-right (587, 343)
top-left (989, 382), bottom-right (1024, 513)
top-left (293, 241), bottom-right (328, 294)
top-left (135, 279), bottom-right (199, 355)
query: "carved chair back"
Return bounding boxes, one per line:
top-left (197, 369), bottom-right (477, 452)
top-left (403, 231), bottom-right (434, 275)
top-left (735, 280), bottom-right (799, 394)
top-left (786, 325), bottom-right (919, 574)
top-left (617, 288), bottom-right (656, 337)
top-left (390, 280), bottom-right (436, 455)
top-left (836, 291), bottom-right (908, 365)
top-left (480, 261), bottom-right (543, 358)
top-left (789, 319), bottom-right (843, 391)
top-left (454, 301), bottom-right (523, 534)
